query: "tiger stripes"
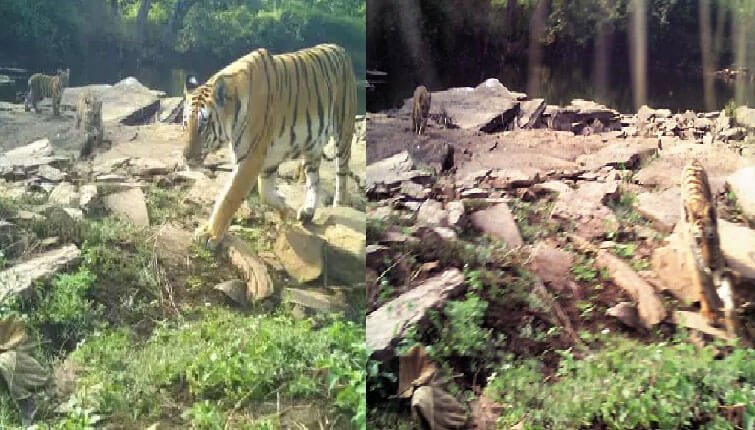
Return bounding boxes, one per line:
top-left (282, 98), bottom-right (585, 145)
top-left (25, 68), bottom-right (70, 115)
top-left (183, 43), bottom-right (357, 247)
top-left (680, 158), bottom-right (736, 333)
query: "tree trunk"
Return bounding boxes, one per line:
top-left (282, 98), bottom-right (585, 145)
top-left (111, 0), bottom-right (119, 16)
top-left (167, 0), bottom-right (194, 37)
top-left (137, 0), bottom-right (152, 36)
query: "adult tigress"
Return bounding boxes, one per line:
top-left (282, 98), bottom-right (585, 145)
top-left (25, 68), bottom-right (70, 115)
top-left (184, 44), bottom-right (357, 248)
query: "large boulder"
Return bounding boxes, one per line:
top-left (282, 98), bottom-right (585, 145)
top-left (470, 203), bottom-right (524, 248)
top-left (367, 269), bottom-right (465, 360)
top-left (0, 245), bottom-right (81, 303)
top-left (63, 78), bottom-right (160, 125)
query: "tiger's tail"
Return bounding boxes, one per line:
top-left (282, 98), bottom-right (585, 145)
top-left (333, 49), bottom-right (358, 206)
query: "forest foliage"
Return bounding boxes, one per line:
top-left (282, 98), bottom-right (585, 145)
top-left (0, 0), bottom-right (366, 76)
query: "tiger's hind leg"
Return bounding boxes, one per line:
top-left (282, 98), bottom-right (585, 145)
top-left (297, 154), bottom-right (322, 223)
top-left (52, 94), bottom-right (61, 116)
top-left (333, 136), bottom-right (352, 208)
top-left (259, 166), bottom-right (295, 220)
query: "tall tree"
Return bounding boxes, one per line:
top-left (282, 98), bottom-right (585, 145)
top-left (137, 0), bottom-right (153, 36)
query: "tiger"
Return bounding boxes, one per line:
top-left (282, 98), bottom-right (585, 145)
top-left (183, 43), bottom-right (357, 248)
top-left (411, 85), bottom-right (431, 136)
top-left (680, 159), bottom-right (738, 335)
top-left (75, 91), bottom-right (104, 158)
top-left (25, 68), bottom-right (70, 115)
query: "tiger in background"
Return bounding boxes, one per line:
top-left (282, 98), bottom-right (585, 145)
top-left (680, 159), bottom-right (739, 337)
top-left (411, 85), bottom-right (431, 135)
top-left (25, 68), bottom-right (70, 115)
top-left (183, 43), bottom-right (357, 248)
top-left (75, 91), bottom-right (104, 158)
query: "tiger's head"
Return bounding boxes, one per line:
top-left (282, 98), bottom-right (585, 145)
top-left (184, 49), bottom-right (272, 166)
top-left (57, 68), bottom-right (70, 87)
top-left (184, 78), bottom-right (229, 164)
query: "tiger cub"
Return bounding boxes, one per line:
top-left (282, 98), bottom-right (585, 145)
top-left (75, 91), bottom-right (104, 158)
top-left (183, 44), bottom-right (357, 248)
top-left (25, 68), bottom-right (70, 115)
top-left (411, 86), bottom-right (431, 136)
top-left (680, 159), bottom-right (737, 334)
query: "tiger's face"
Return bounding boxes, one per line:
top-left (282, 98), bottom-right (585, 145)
top-left (184, 81), bottom-right (227, 165)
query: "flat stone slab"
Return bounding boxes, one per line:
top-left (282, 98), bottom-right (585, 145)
top-left (224, 236), bottom-right (274, 301)
top-left (635, 188), bottom-right (681, 233)
top-left (726, 166), bottom-right (755, 224)
top-left (0, 245), bottom-right (81, 303)
top-left (367, 268), bottom-right (465, 360)
top-left (576, 140), bottom-right (658, 171)
top-left (307, 206), bottom-right (366, 286)
top-left (274, 225), bottom-right (324, 283)
top-left (470, 203), bottom-right (523, 248)
top-left (401, 79), bottom-right (521, 131)
top-left (62, 78), bottom-right (159, 124)
top-left (103, 187), bottom-right (150, 226)
top-left (552, 181), bottom-right (620, 240)
top-left (528, 242), bottom-right (574, 292)
top-left (720, 220), bottom-right (755, 280)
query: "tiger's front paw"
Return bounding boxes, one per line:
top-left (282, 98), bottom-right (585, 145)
top-left (194, 224), bottom-right (223, 251)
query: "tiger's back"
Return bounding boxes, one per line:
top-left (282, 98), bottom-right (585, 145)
top-left (680, 159), bottom-right (733, 329)
top-left (184, 43), bottom-right (357, 246)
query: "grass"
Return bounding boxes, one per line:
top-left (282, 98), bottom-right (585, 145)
top-left (606, 191), bottom-right (646, 227)
top-left (485, 334), bottom-right (754, 429)
top-left (508, 198), bottom-right (558, 244)
top-left (0, 187), bottom-right (367, 429)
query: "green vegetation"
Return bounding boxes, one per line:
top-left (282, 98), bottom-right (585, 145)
top-left (485, 335), bottom-right (754, 429)
top-left (0, 190), bottom-right (366, 428)
top-left (508, 197), bottom-right (558, 244)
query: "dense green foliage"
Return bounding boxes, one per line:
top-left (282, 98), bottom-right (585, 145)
top-left (485, 335), bottom-right (754, 429)
top-left (0, 0), bottom-right (365, 78)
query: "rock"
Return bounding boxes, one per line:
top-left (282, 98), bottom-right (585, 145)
top-left (552, 181), bottom-right (620, 240)
top-left (673, 310), bottom-right (732, 340)
top-left (470, 395), bottom-right (502, 430)
top-left (411, 384), bottom-right (468, 430)
top-left (635, 188), bottom-right (681, 233)
top-left (78, 185), bottom-right (98, 212)
top-left (652, 224), bottom-right (705, 302)
top-left (173, 170), bottom-right (207, 185)
top-left (0, 139), bottom-right (56, 177)
top-left (726, 167), bottom-right (755, 223)
top-left (224, 236), bottom-right (274, 301)
top-left (62, 207), bottom-right (84, 221)
top-left (308, 206), bottom-right (366, 286)
top-left (714, 111), bottom-right (731, 135)
top-left (418, 200), bottom-right (447, 226)
top-left (606, 302), bottom-right (643, 329)
top-left (103, 187), bottom-right (150, 226)
top-left (131, 158), bottom-right (174, 177)
top-left (367, 268), bottom-right (465, 360)
top-left (47, 182), bottom-right (80, 207)
top-left (446, 201), bottom-right (465, 227)
top-left (366, 151), bottom-right (421, 190)
top-left (95, 174), bottom-right (130, 183)
top-left (547, 99), bottom-right (621, 133)
top-left (0, 245), bottom-right (81, 303)
top-left (719, 220), bottom-right (755, 280)
top-left (159, 97), bottom-right (183, 123)
top-left (399, 182), bottom-right (429, 201)
top-left (470, 203), bottom-right (523, 248)
top-left (518, 98), bottom-right (546, 129)
top-left (398, 345), bottom-right (438, 398)
top-left (720, 127), bottom-right (745, 141)
top-left (433, 226), bottom-right (458, 241)
top-left (35, 165), bottom-right (66, 182)
top-left (595, 249), bottom-right (666, 327)
top-left (400, 81), bottom-right (521, 132)
top-left (283, 287), bottom-right (348, 313)
top-left (703, 132), bottom-right (714, 145)
top-left (734, 106), bottom-right (755, 130)
top-left (528, 243), bottom-right (574, 292)
top-left (408, 140), bottom-right (454, 174)
top-left (576, 140), bottom-right (658, 171)
top-left (214, 279), bottom-right (249, 307)
top-left (460, 188), bottom-right (489, 199)
top-left (366, 244), bottom-right (391, 270)
top-left (63, 78), bottom-right (159, 124)
top-left (274, 225), bottom-right (324, 283)
top-left (489, 169), bottom-right (540, 189)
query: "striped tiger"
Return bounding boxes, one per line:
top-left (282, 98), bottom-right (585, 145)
top-left (25, 68), bottom-right (70, 115)
top-left (680, 159), bottom-right (737, 334)
top-left (182, 74), bottom-right (201, 130)
top-left (184, 43), bottom-right (357, 248)
top-left (411, 85), bottom-right (431, 135)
